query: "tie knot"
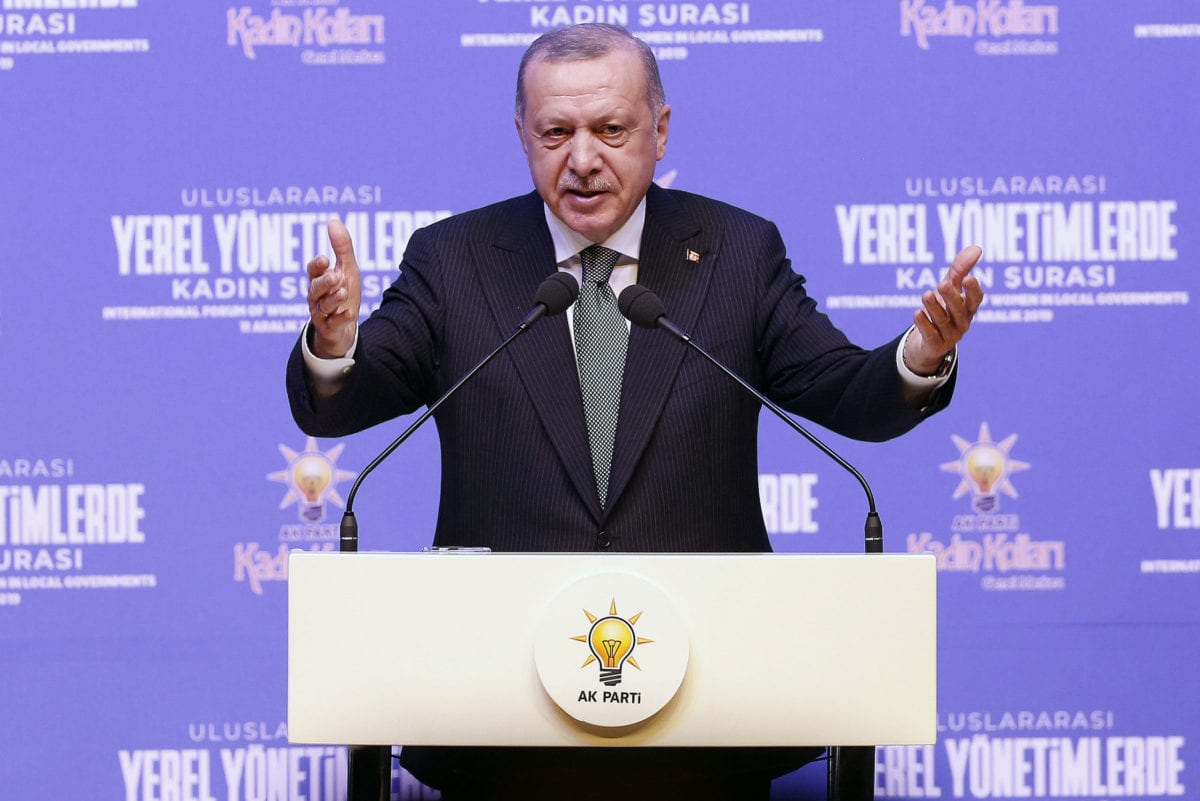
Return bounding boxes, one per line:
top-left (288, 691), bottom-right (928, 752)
top-left (580, 245), bottom-right (620, 284)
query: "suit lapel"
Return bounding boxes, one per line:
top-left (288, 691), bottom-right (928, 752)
top-left (472, 188), bottom-right (722, 522)
top-left (473, 193), bottom-right (603, 522)
top-left (605, 185), bottom-right (722, 512)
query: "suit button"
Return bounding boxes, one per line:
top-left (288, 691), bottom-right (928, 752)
top-left (595, 531), bottom-right (612, 550)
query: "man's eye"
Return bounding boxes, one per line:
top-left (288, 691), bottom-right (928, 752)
top-left (544, 128), bottom-right (569, 138)
top-left (597, 125), bottom-right (631, 144)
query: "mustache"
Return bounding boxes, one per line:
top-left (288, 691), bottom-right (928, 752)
top-left (558, 175), bottom-right (613, 194)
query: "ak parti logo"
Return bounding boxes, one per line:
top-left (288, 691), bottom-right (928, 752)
top-left (233, 437), bottom-right (355, 595)
top-left (910, 422), bottom-right (1065, 591)
top-left (535, 574), bottom-right (689, 727)
top-left (940, 422), bottom-right (1030, 513)
top-left (572, 598), bottom-right (655, 688)
top-left (267, 437), bottom-right (355, 524)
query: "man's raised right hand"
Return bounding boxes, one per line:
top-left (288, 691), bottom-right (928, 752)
top-left (306, 219), bottom-right (362, 359)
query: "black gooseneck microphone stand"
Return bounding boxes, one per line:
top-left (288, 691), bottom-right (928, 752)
top-left (337, 272), bottom-right (580, 801)
top-left (618, 284), bottom-right (881, 801)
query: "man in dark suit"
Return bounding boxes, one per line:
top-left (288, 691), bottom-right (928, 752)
top-left (288, 22), bottom-right (982, 800)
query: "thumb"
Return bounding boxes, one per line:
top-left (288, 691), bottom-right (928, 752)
top-left (327, 218), bottom-right (359, 274)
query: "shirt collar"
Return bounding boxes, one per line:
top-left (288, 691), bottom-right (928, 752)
top-left (543, 197), bottom-right (647, 265)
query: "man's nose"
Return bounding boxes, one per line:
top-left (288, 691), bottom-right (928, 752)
top-left (566, 131), bottom-right (602, 175)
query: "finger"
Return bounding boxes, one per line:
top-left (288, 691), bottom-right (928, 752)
top-left (937, 278), bottom-right (972, 332)
top-left (936, 272), bottom-right (985, 331)
top-left (327, 218), bottom-right (360, 275)
top-left (316, 286), bottom-right (349, 314)
top-left (306, 253), bottom-right (330, 281)
top-left (308, 263), bottom-right (347, 318)
top-left (308, 269), bottom-right (342, 312)
top-left (912, 307), bottom-right (945, 354)
top-left (922, 288), bottom-right (952, 332)
top-left (309, 266), bottom-right (342, 296)
top-left (947, 245), bottom-right (983, 290)
top-left (963, 275), bottom-right (984, 318)
top-left (306, 220), bottom-right (363, 337)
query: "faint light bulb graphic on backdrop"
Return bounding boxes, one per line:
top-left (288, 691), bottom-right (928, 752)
top-left (965, 442), bottom-right (1006, 513)
top-left (268, 437), bottom-right (357, 526)
top-left (941, 423), bottom-right (1031, 515)
top-left (290, 453), bottom-right (333, 522)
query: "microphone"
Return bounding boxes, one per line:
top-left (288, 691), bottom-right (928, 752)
top-left (338, 271), bottom-right (580, 552)
top-left (618, 285), bottom-right (883, 554)
top-left (519, 270), bottom-right (580, 328)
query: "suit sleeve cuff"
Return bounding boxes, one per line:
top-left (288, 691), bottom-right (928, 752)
top-left (300, 322), bottom-right (358, 398)
top-left (896, 325), bottom-right (955, 405)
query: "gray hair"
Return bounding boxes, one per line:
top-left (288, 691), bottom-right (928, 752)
top-left (515, 23), bottom-right (666, 121)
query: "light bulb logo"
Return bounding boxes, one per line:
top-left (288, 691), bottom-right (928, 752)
top-left (941, 423), bottom-right (1031, 513)
top-left (268, 437), bottom-right (356, 523)
top-left (965, 444), bottom-right (1005, 494)
top-left (291, 454), bottom-right (332, 521)
top-left (589, 616), bottom-right (635, 685)
top-left (572, 598), bottom-right (654, 686)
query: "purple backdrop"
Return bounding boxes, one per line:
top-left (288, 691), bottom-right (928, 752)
top-left (1, 1), bottom-right (1197, 798)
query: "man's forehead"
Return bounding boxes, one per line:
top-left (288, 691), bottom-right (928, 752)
top-left (528, 50), bottom-right (630, 79)
top-left (523, 49), bottom-right (646, 97)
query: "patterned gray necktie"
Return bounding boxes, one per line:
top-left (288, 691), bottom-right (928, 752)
top-left (574, 245), bottom-right (628, 506)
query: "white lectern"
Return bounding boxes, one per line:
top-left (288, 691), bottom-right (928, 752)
top-left (288, 551), bottom-right (936, 797)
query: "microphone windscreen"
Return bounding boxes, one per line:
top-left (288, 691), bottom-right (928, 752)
top-left (534, 272), bottom-right (580, 316)
top-left (617, 284), bottom-right (666, 328)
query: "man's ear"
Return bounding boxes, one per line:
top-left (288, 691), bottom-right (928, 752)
top-left (515, 115), bottom-right (529, 155)
top-left (655, 104), bottom-right (672, 160)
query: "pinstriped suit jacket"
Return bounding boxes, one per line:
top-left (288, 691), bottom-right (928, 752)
top-left (288, 184), bottom-right (950, 553)
top-left (285, 184), bottom-right (953, 788)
